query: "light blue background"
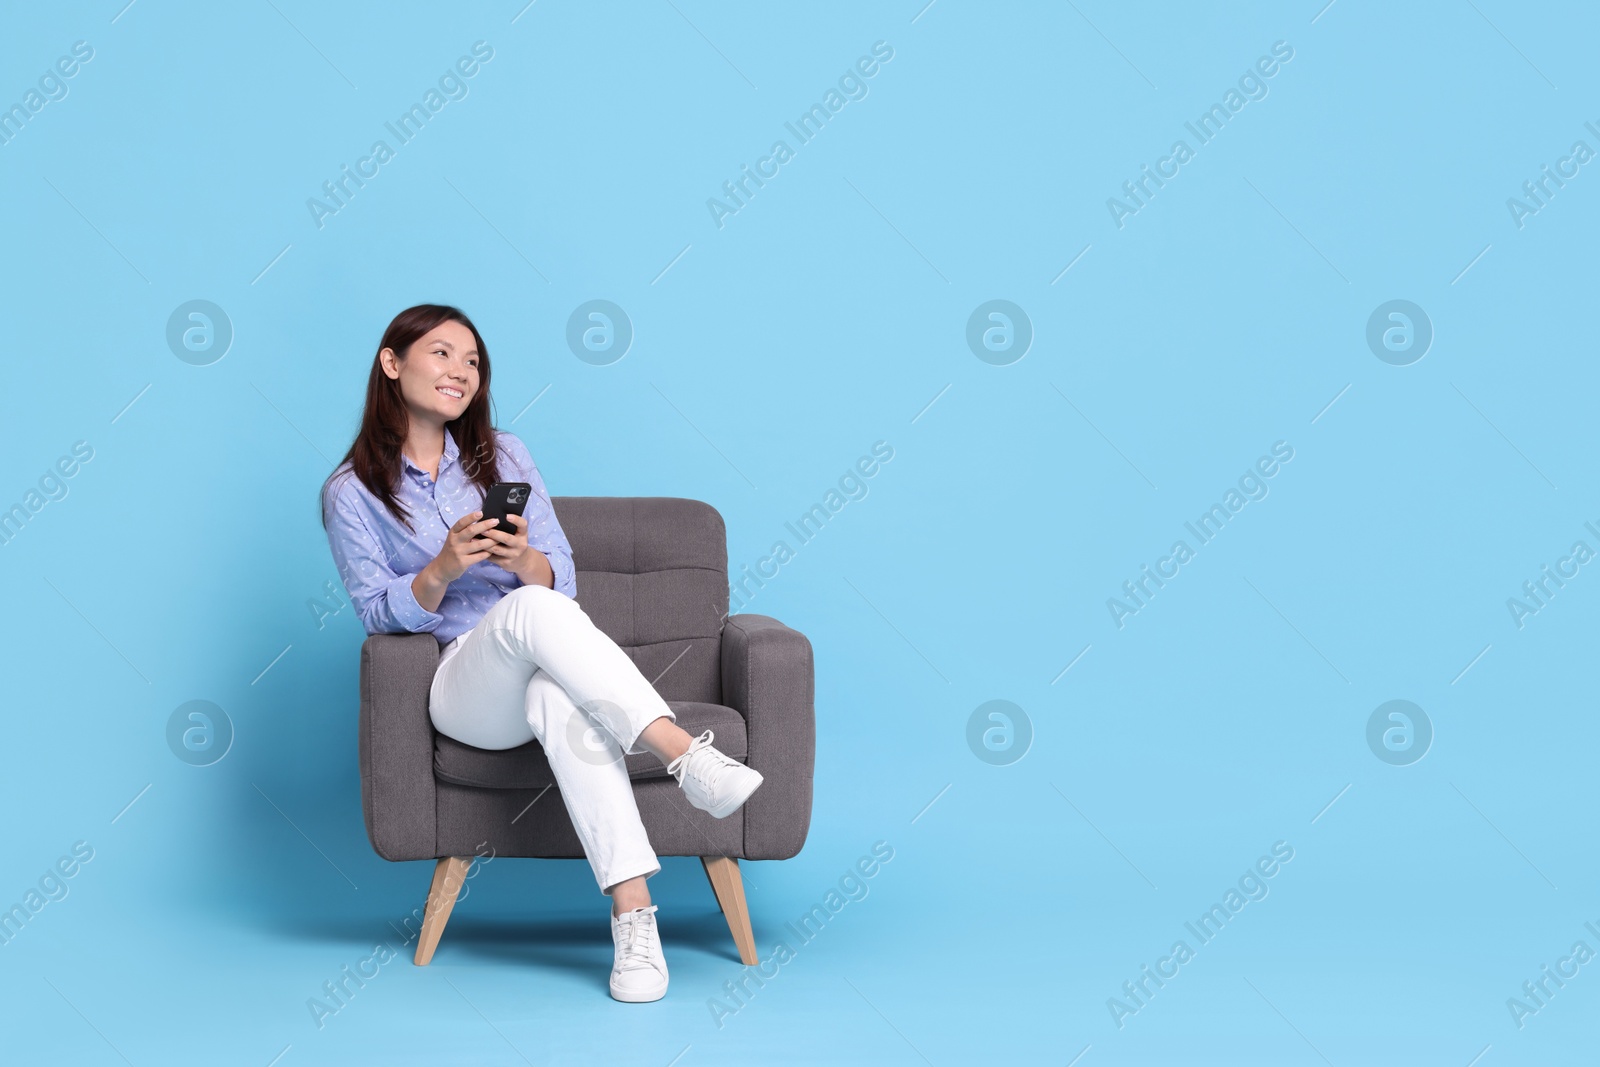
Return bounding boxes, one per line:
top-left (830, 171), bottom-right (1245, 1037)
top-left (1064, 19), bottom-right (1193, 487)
top-left (2, 1), bottom-right (1596, 1064)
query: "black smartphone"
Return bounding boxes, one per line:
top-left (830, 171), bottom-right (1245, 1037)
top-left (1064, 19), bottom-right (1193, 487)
top-left (479, 482), bottom-right (532, 536)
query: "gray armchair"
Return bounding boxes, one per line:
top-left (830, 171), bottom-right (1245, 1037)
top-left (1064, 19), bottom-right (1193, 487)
top-left (357, 496), bottom-right (815, 966)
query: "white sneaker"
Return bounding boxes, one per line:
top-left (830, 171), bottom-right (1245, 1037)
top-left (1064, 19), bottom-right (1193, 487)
top-left (609, 905), bottom-right (668, 1003)
top-left (667, 729), bottom-right (764, 819)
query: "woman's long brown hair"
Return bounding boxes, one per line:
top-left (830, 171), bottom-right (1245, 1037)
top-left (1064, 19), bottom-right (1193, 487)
top-left (320, 304), bottom-right (504, 533)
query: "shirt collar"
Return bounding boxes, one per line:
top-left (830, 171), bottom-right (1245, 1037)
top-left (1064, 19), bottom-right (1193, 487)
top-left (401, 426), bottom-right (460, 479)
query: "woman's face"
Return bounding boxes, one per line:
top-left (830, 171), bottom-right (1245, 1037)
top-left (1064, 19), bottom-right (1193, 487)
top-left (381, 319), bottom-right (481, 424)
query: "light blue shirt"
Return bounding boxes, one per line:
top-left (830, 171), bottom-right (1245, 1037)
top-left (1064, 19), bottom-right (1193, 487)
top-left (322, 427), bottom-right (577, 645)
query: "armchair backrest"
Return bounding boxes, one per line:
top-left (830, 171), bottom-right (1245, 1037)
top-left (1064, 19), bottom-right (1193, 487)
top-left (551, 496), bottom-right (729, 706)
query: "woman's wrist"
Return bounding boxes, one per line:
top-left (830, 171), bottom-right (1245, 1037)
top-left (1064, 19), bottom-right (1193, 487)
top-left (413, 560), bottom-right (450, 613)
top-left (514, 549), bottom-right (554, 589)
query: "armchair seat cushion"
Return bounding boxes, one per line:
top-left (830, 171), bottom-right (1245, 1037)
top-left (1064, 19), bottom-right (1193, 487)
top-left (432, 700), bottom-right (748, 791)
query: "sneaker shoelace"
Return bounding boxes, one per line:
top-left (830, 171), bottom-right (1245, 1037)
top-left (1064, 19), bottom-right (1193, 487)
top-left (615, 906), bottom-right (660, 973)
top-left (667, 730), bottom-right (727, 791)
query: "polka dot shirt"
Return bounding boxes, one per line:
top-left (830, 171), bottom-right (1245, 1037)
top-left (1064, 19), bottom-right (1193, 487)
top-left (322, 428), bottom-right (577, 646)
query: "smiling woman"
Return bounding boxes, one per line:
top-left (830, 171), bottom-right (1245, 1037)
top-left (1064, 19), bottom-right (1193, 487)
top-left (318, 304), bottom-right (578, 639)
top-left (386, 319), bottom-right (480, 467)
top-left (317, 303), bottom-right (764, 1004)
top-left (320, 305), bottom-right (502, 530)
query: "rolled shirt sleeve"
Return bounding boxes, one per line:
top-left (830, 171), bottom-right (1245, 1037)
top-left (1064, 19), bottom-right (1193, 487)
top-left (501, 433), bottom-right (577, 600)
top-left (323, 476), bottom-right (446, 635)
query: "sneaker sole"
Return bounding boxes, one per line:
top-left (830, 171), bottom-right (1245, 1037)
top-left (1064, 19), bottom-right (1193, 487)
top-left (610, 977), bottom-right (669, 1003)
top-left (704, 769), bottom-right (764, 819)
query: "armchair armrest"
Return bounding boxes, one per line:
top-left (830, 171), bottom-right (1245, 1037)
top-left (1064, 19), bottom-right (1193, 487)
top-left (720, 614), bottom-right (815, 860)
top-left (359, 633), bottom-right (441, 861)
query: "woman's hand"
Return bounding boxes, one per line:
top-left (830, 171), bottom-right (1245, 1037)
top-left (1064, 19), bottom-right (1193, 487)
top-left (479, 513), bottom-right (553, 587)
top-left (432, 511), bottom-right (501, 583)
top-left (413, 511), bottom-right (500, 613)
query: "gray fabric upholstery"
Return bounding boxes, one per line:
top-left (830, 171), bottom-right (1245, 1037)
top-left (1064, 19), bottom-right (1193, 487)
top-left (359, 633), bottom-right (441, 861)
top-left (357, 495), bottom-right (814, 865)
top-left (433, 700), bottom-right (748, 790)
top-left (721, 615), bottom-right (815, 860)
top-left (437, 778), bottom-right (744, 860)
top-left (555, 496), bottom-right (728, 706)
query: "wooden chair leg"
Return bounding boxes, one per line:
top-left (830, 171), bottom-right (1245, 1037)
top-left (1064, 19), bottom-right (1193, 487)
top-left (701, 856), bottom-right (758, 965)
top-left (414, 856), bottom-right (473, 965)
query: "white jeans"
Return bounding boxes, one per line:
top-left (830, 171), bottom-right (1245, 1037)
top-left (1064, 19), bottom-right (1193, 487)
top-left (427, 583), bottom-right (677, 893)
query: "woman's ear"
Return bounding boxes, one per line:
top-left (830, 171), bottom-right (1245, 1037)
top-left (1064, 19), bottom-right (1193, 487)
top-left (379, 346), bottom-right (401, 379)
